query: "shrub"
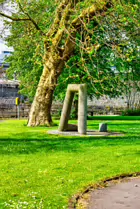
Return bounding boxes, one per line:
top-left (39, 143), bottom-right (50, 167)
top-left (122, 109), bottom-right (140, 116)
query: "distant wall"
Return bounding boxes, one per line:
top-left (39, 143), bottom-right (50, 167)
top-left (0, 80), bottom-right (25, 118)
top-left (0, 83), bottom-right (19, 97)
top-left (1, 91), bottom-right (139, 118)
top-left (0, 100), bottom-right (30, 118)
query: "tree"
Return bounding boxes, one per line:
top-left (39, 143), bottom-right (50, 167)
top-left (0, 0), bottom-right (139, 126)
top-left (54, 3), bottom-right (140, 114)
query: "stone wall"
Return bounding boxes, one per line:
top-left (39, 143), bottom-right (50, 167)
top-left (0, 83), bottom-right (19, 97)
top-left (87, 94), bottom-right (140, 115)
top-left (0, 83), bottom-right (139, 118)
top-left (0, 102), bottom-right (30, 118)
top-left (88, 96), bottom-right (127, 108)
top-left (0, 79), bottom-right (26, 118)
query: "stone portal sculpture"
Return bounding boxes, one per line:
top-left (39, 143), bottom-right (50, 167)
top-left (58, 84), bottom-right (87, 135)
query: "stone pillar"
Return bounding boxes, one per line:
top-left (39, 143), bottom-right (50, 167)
top-left (78, 84), bottom-right (87, 134)
top-left (58, 88), bottom-right (74, 131)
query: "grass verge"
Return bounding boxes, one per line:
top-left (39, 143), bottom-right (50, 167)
top-left (0, 119), bottom-right (140, 208)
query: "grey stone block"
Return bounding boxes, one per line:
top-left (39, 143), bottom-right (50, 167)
top-left (99, 123), bottom-right (108, 132)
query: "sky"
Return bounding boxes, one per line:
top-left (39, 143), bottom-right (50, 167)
top-left (0, 17), bottom-right (7, 54)
top-left (0, 39), bottom-right (13, 54)
top-left (0, 1), bottom-right (14, 54)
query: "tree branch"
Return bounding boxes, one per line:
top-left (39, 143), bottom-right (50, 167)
top-left (72, 0), bottom-right (112, 27)
top-left (0, 12), bottom-right (30, 21)
top-left (17, 1), bottom-right (45, 35)
top-left (0, 3), bottom-right (45, 36)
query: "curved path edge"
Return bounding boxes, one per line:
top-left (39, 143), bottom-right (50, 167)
top-left (69, 172), bottom-right (140, 209)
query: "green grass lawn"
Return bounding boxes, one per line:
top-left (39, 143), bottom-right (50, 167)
top-left (0, 118), bottom-right (140, 208)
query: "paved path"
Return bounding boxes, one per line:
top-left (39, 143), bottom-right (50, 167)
top-left (88, 177), bottom-right (140, 209)
top-left (48, 130), bottom-right (123, 137)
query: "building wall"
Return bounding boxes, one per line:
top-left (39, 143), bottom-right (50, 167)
top-left (0, 83), bottom-right (19, 97)
top-left (0, 50), bottom-right (11, 79)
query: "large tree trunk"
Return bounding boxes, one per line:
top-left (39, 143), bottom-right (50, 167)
top-left (27, 71), bottom-right (55, 126)
top-left (28, 0), bottom-right (77, 126)
top-left (28, 53), bottom-right (65, 126)
top-left (28, 0), bottom-right (111, 126)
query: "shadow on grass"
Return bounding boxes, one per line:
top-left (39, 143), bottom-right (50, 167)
top-left (108, 123), bottom-right (140, 126)
top-left (0, 132), bottom-right (140, 155)
top-left (88, 122), bottom-right (140, 133)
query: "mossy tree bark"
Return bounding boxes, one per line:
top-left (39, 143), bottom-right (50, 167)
top-left (27, 41), bottom-right (75, 126)
top-left (28, 0), bottom-right (76, 126)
